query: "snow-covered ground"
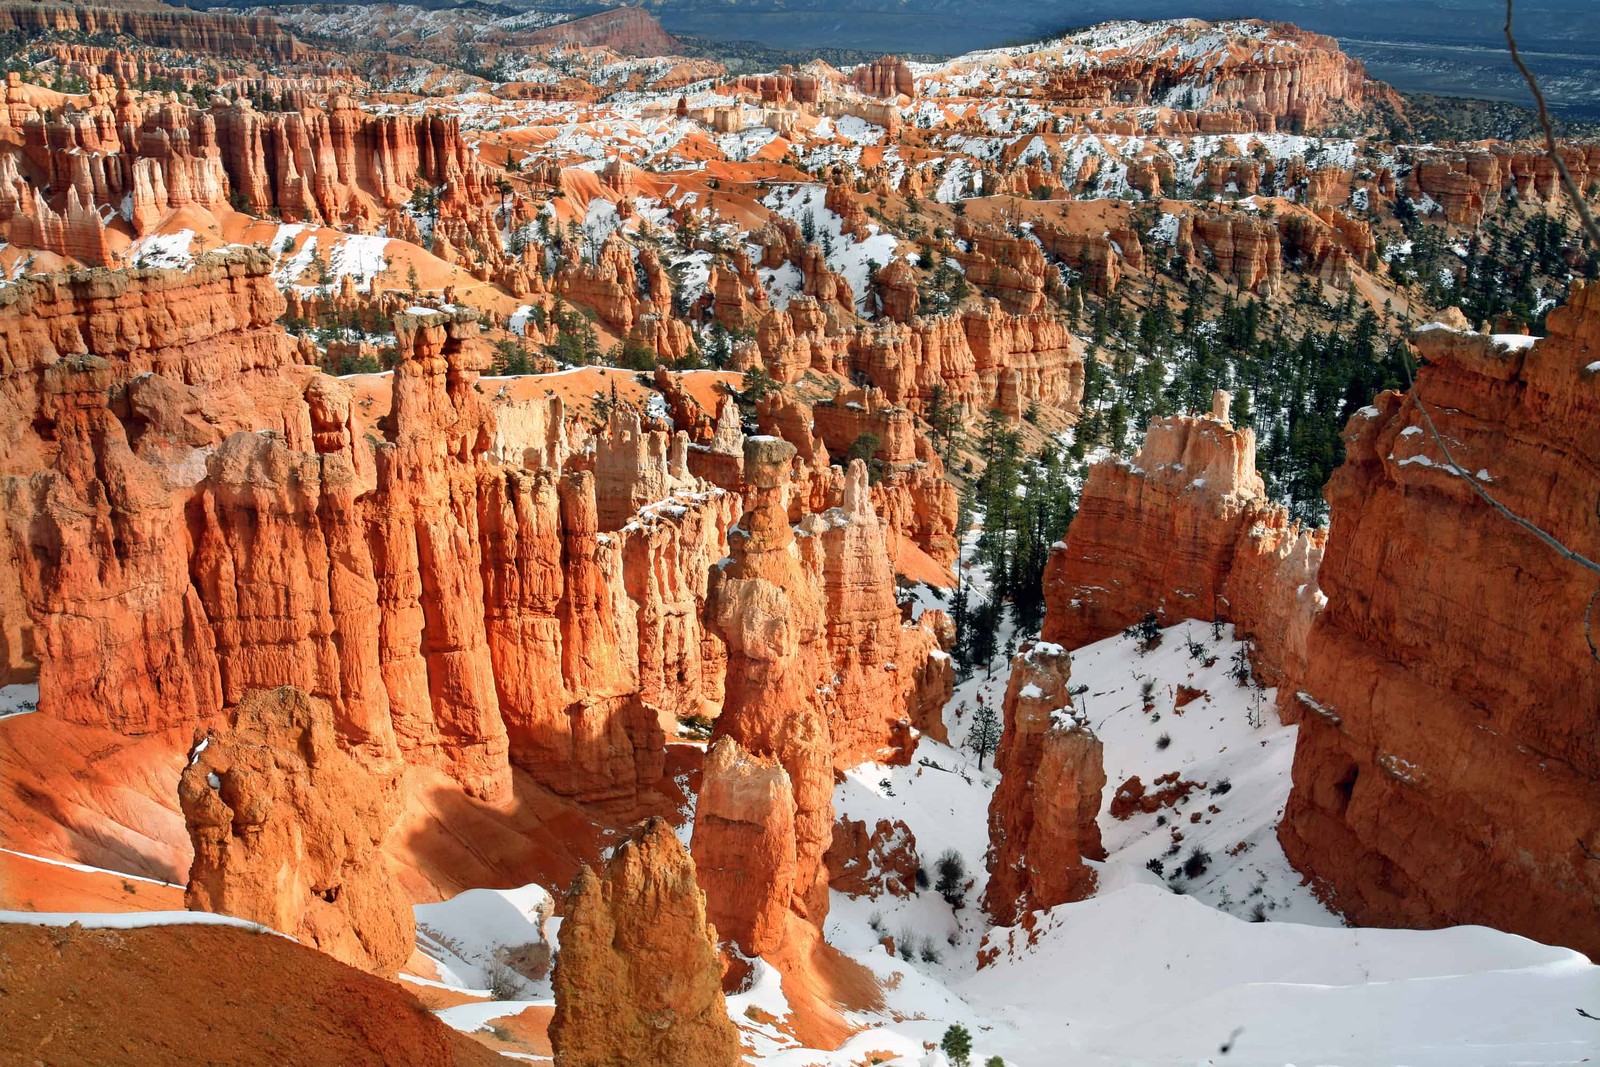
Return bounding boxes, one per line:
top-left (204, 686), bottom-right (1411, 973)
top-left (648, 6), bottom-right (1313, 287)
top-left (0, 682), bottom-right (38, 720)
top-left (722, 612), bottom-right (1600, 1066)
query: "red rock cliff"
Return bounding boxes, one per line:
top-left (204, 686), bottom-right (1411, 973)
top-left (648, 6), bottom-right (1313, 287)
top-left (1278, 293), bottom-right (1600, 958)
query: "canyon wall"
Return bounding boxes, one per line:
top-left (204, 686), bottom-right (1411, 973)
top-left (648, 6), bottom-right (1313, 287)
top-left (1021, 22), bottom-right (1396, 134)
top-left (1278, 295), bottom-right (1600, 958)
top-left (0, 3), bottom-right (301, 60)
top-left (1, 248), bottom-right (943, 843)
top-left (1407, 142), bottom-right (1600, 227)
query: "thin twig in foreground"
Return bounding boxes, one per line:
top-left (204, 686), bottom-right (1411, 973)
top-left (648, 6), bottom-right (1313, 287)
top-left (1504, 0), bottom-right (1600, 249)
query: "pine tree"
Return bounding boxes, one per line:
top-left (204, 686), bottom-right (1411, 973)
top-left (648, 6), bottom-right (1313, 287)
top-left (941, 1024), bottom-right (974, 1067)
top-left (965, 700), bottom-right (1001, 770)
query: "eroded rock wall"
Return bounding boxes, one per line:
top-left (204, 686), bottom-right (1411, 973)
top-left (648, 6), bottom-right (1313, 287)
top-left (1278, 294), bottom-right (1600, 958)
top-left (179, 686), bottom-right (412, 977)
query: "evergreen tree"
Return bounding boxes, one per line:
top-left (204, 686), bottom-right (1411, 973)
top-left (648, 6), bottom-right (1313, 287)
top-left (965, 700), bottom-right (1002, 770)
top-left (941, 1024), bottom-right (974, 1067)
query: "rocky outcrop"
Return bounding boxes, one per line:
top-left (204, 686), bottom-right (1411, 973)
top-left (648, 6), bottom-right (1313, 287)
top-left (0, 86), bottom-right (498, 268)
top-left (1407, 142), bottom-right (1600, 227)
top-left (825, 814), bottom-right (918, 897)
top-left (0, 242), bottom-right (942, 824)
top-left (708, 436), bottom-right (834, 929)
top-left (370, 309), bottom-right (510, 799)
top-left (1044, 392), bottom-right (1268, 646)
top-left (832, 302), bottom-right (1085, 422)
top-left (0, 249), bottom-right (301, 473)
top-left (1043, 391), bottom-right (1322, 685)
top-left (213, 95), bottom-right (497, 229)
top-left (983, 641), bottom-right (1105, 927)
top-left (692, 736), bottom-right (797, 958)
top-left (1, 277), bottom-right (722, 805)
top-left (850, 56), bottom-right (915, 100)
top-left (525, 6), bottom-right (680, 57)
top-left (8, 354), bottom-right (226, 734)
top-left (951, 222), bottom-right (1051, 314)
top-left (551, 817), bottom-right (740, 1067)
top-left (178, 686), bottom-right (412, 977)
top-left (0, 251), bottom-right (305, 727)
top-left (801, 460), bottom-right (950, 767)
top-left (1020, 20), bottom-right (1395, 134)
top-left (1278, 293), bottom-right (1600, 958)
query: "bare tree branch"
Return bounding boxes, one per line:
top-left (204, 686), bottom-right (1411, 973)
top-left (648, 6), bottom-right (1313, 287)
top-left (1504, 0), bottom-right (1600, 248)
top-left (1398, 348), bottom-right (1600, 578)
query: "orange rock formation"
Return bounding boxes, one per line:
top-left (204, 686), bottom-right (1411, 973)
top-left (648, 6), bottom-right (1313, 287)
top-left (1043, 391), bottom-right (1323, 685)
top-left (693, 736), bottom-right (797, 958)
top-left (983, 641), bottom-right (1105, 927)
top-left (179, 686), bottom-right (412, 977)
top-left (551, 817), bottom-right (741, 1067)
top-left (1278, 293), bottom-right (1600, 958)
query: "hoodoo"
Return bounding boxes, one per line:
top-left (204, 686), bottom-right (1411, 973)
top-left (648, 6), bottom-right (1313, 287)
top-left (179, 686), bottom-right (412, 977)
top-left (0, 6), bottom-right (1596, 1063)
top-left (983, 642), bottom-right (1106, 927)
top-left (551, 818), bottom-right (741, 1067)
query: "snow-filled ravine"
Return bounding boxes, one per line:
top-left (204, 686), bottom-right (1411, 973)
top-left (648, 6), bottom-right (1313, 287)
top-left (391, 593), bottom-right (1600, 1066)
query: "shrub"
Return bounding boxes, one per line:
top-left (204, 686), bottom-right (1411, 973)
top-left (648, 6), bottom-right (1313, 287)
top-left (934, 850), bottom-right (968, 908)
top-left (1250, 903), bottom-right (1268, 923)
top-left (1125, 611), bottom-right (1162, 652)
top-left (1144, 857), bottom-right (1164, 876)
top-left (1211, 778), bottom-right (1233, 796)
top-left (1182, 847), bottom-right (1212, 880)
top-left (918, 936), bottom-right (942, 964)
top-left (485, 960), bottom-right (523, 1001)
top-left (896, 925), bottom-right (917, 961)
top-left (676, 714), bottom-right (714, 740)
top-left (1155, 732), bottom-right (1172, 751)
